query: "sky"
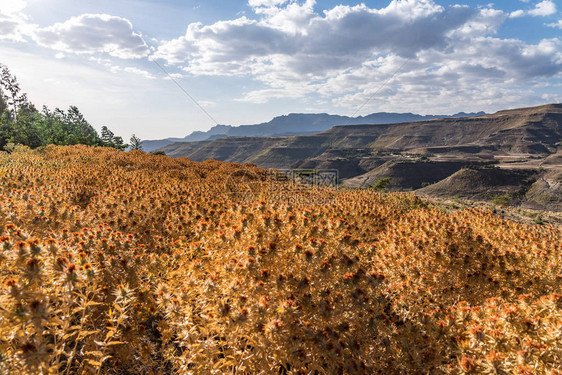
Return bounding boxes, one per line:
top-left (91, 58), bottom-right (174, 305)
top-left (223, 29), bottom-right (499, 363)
top-left (0, 0), bottom-right (561, 140)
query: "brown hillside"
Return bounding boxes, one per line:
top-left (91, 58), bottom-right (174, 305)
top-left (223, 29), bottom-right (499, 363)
top-left (1, 146), bottom-right (562, 373)
top-left (161, 103), bottom-right (561, 167)
top-left (160, 104), bottom-right (562, 206)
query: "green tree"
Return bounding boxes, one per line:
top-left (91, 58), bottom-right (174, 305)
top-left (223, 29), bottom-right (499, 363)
top-left (101, 126), bottom-right (115, 144)
top-left (0, 86), bottom-right (11, 150)
top-left (112, 136), bottom-right (127, 151)
top-left (0, 65), bottom-right (40, 149)
top-left (129, 134), bottom-right (143, 151)
top-left (0, 87), bottom-right (7, 115)
top-left (0, 64), bottom-right (29, 122)
top-left (65, 106), bottom-right (101, 145)
top-left (9, 105), bottom-right (42, 148)
top-left (101, 125), bottom-right (127, 150)
top-left (0, 62), bottom-right (127, 151)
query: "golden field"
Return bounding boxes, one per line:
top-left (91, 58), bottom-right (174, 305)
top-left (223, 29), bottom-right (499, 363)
top-left (0, 145), bottom-right (561, 374)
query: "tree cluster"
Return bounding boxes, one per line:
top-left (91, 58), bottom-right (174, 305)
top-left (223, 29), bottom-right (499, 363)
top-left (0, 63), bottom-right (139, 151)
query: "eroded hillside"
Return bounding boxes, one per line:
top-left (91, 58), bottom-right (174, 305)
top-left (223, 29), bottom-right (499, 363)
top-left (160, 104), bottom-right (562, 210)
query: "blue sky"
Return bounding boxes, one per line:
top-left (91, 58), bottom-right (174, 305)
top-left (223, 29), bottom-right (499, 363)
top-left (1, 0), bottom-right (561, 140)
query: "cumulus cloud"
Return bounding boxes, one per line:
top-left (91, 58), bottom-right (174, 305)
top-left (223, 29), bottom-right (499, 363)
top-left (451, 7), bottom-right (506, 37)
top-left (88, 57), bottom-right (155, 79)
top-left (0, 0), bottom-right (30, 41)
top-left (509, 10), bottom-right (526, 18)
top-left (0, 0), bottom-right (27, 15)
top-left (152, 0), bottom-right (562, 109)
top-left (510, 0), bottom-right (557, 18)
top-left (0, 15), bottom-right (20, 38)
top-left (33, 14), bottom-right (149, 59)
top-left (547, 20), bottom-right (562, 29)
top-left (3, 0), bottom-right (561, 116)
top-left (529, 0), bottom-right (557, 16)
top-left (254, 0), bottom-right (316, 35)
top-left (325, 48), bottom-right (553, 115)
top-left (155, 0), bottom-right (475, 79)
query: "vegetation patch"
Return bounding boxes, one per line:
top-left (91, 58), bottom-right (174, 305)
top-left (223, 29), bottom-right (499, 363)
top-left (0, 146), bottom-right (561, 374)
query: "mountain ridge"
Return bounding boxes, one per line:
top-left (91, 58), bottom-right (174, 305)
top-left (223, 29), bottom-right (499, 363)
top-left (142, 110), bottom-right (485, 152)
top-left (159, 103), bottom-right (562, 210)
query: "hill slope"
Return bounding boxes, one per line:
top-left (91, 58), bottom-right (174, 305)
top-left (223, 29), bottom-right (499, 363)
top-left (160, 103), bottom-right (562, 208)
top-left (0, 145), bottom-right (561, 374)
top-left (160, 104), bottom-right (561, 164)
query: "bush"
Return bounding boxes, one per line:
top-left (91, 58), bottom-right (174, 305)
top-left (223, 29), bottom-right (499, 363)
top-left (371, 177), bottom-right (392, 191)
top-left (0, 146), bottom-right (560, 374)
top-left (491, 194), bottom-right (512, 206)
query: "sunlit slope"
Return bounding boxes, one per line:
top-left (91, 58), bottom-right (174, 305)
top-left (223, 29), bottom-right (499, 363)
top-left (160, 104), bottom-right (562, 164)
top-left (0, 145), bottom-right (561, 374)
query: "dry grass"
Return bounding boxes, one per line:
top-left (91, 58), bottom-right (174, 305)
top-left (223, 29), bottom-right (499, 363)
top-left (0, 145), bottom-right (561, 374)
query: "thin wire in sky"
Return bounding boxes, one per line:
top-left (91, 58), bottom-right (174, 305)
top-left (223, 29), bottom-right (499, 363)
top-left (150, 57), bottom-right (219, 126)
top-left (349, 58), bottom-right (410, 119)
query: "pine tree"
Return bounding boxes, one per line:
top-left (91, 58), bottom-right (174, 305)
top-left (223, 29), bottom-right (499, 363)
top-left (129, 134), bottom-right (143, 151)
top-left (65, 106), bottom-right (101, 145)
top-left (101, 126), bottom-right (115, 145)
top-left (112, 136), bottom-right (127, 151)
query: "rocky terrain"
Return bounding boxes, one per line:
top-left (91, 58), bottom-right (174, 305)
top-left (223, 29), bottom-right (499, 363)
top-left (159, 104), bottom-right (562, 211)
top-left (142, 111), bottom-right (484, 152)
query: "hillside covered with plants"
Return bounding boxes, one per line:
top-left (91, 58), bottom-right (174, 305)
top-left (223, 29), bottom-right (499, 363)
top-left (0, 145), bottom-right (561, 374)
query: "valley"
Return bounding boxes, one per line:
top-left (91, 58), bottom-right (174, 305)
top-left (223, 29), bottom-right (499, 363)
top-left (158, 104), bottom-right (562, 211)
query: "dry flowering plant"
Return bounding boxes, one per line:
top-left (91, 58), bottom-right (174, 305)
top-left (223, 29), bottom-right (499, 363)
top-left (0, 145), bottom-right (560, 374)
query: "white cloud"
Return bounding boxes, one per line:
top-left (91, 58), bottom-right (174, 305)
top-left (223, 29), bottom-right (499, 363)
top-left (197, 100), bottom-right (217, 108)
top-left (166, 72), bottom-right (186, 79)
top-left (529, 0), bottom-right (557, 16)
top-left (546, 20), bottom-right (562, 29)
top-left (0, 0), bottom-right (27, 15)
top-left (2, 0), bottom-right (561, 125)
top-left (248, 0), bottom-right (289, 7)
top-left (123, 66), bottom-right (155, 79)
top-left (32, 14), bottom-right (149, 59)
top-left (0, 15), bottom-right (20, 39)
top-left (88, 57), bottom-right (156, 79)
top-left (153, 0), bottom-right (562, 110)
top-left (509, 0), bottom-right (557, 19)
top-left (379, 0), bottom-right (444, 19)
top-left (255, 0), bottom-right (316, 35)
top-left (155, 0), bottom-right (475, 80)
top-left (452, 7), bottom-right (506, 36)
top-left (0, 0), bottom-right (30, 41)
top-left (326, 51), bottom-right (552, 115)
top-left (509, 10), bottom-right (525, 18)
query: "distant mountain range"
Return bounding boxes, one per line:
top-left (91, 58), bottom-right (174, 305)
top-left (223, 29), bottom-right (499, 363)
top-left (158, 104), bottom-right (562, 211)
top-left (142, 111), bottom-right (485, 152)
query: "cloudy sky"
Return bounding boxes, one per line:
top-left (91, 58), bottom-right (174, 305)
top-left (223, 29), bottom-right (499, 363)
top-left (1, 0), bottom-right (561, 140)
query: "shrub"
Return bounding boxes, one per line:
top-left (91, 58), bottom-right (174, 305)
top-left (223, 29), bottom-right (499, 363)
top-left (0, 145), bottom-right (560, 374)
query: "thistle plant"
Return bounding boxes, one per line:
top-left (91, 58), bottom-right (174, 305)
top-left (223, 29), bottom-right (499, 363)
top-left (0, 145), bottom-right (560, 374)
